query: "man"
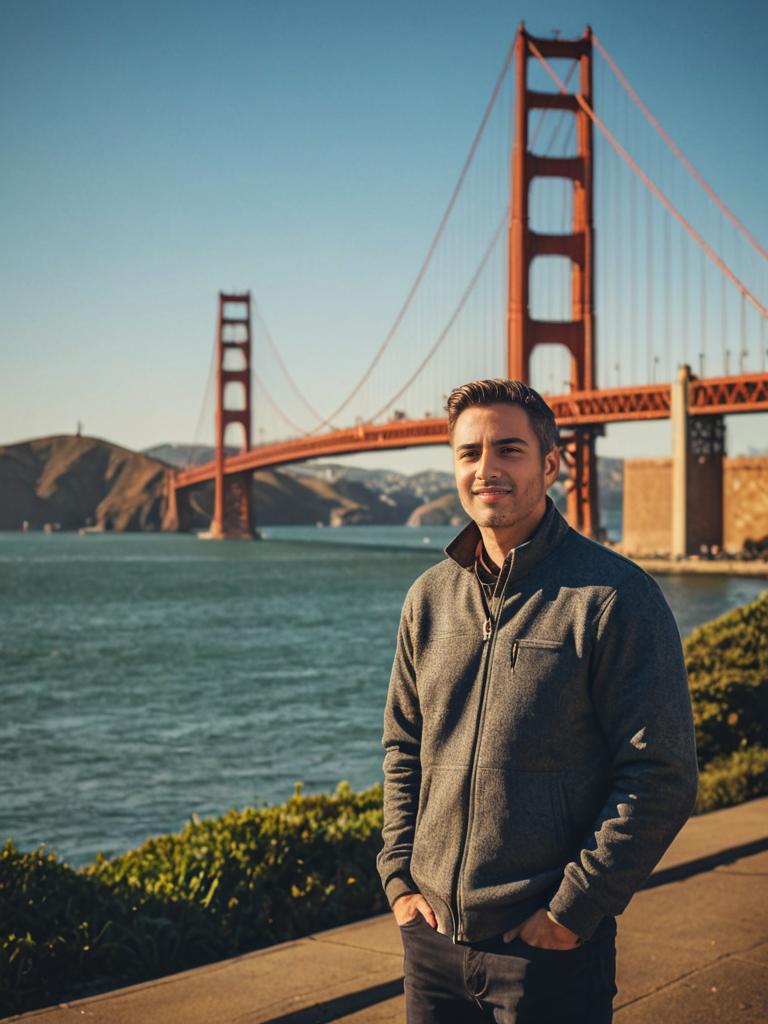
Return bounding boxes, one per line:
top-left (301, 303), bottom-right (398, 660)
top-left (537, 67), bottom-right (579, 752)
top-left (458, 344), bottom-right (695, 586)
top-left (377, 379), bottom-right (699, 1023)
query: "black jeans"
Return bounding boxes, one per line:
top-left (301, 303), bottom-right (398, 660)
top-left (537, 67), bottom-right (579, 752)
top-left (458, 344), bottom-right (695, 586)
top-left (399, 914), bottom-right (617, 1024)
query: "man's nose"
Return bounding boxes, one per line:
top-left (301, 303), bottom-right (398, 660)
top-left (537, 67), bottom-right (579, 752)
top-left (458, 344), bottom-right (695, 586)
top-left (475, 447), bottom-right (500, 481)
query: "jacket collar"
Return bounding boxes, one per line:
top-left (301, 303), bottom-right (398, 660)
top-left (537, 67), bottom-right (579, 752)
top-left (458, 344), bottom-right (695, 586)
top-left (444, 495), bottom-right (571, 579)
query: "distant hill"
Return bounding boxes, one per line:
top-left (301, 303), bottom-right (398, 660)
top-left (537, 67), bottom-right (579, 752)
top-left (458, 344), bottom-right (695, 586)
top-left (0, 435), bottom-right (169, 532)
top-left (1, 436), bottom-right (625, 534)
top-left (408, 492), bottom-right (467, 527)
top-left (0, 436), bottom-right (429, 531)
top-left (251, 468), bottom-right (421, 526)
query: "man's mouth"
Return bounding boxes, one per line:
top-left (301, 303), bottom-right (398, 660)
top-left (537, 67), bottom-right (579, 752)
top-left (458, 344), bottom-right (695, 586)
top-left (473, 487), bottom-right (511, 503)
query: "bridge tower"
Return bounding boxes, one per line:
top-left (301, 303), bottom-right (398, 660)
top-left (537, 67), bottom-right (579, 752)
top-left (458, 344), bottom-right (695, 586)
top-left (210, 291), bottom-right (255, 539)
top-left (508, 25), bottom-right (599, 537)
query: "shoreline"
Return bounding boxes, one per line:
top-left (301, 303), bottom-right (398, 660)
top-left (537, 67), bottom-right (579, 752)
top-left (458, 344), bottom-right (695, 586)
top-left (5, 529), bottom-right (767, 578)
top-left (633, 557), bottom-right (767, 578)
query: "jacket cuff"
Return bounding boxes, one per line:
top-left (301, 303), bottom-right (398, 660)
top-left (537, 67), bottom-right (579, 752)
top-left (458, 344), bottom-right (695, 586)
top-left (548, 883), bottom-right (606, 941)
top-left (385, 873), bottom-right (419, 908)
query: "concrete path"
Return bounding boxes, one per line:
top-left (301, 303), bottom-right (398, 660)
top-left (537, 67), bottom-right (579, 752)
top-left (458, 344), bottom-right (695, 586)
top-left (9, 797), bottom-right (768, 1024)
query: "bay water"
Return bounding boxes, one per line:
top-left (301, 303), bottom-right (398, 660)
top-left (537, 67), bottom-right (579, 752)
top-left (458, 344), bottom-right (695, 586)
top-left (2, 528), bottom-right (764, 867)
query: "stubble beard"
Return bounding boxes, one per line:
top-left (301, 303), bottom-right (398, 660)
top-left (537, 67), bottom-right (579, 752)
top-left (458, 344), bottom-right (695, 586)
top-left (463, 477), bottom-right (546, 530)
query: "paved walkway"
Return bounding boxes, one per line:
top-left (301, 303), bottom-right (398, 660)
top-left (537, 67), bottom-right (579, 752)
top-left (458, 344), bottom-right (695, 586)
top-left (9, 797), bottom-right (768, 1024)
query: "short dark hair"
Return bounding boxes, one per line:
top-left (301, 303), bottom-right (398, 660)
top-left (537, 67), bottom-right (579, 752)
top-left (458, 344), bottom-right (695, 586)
top-left (446, 378), bottom-right (559, 455)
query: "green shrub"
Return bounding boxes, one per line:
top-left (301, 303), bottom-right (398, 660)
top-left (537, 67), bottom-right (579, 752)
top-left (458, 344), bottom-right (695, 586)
top-left (87, 781), bottom-right (385, 949)
top-left (685, 591), bottom-right (768, 765)
top-left (0, 782), bottom-right (385, 1018)
top-left (694, 745), bottom-right (768, 815)
top-left (0, 841), bottom-right (231, 1017)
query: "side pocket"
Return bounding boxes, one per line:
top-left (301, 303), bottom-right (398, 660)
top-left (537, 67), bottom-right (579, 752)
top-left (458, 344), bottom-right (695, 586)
top-left (414, 769), bottom-right (432, 834)
top-left (410, 766), bottom-right (466, 900)
top-left (559, 775), bottom-right (571, 834)
top-left (550, 774), bottom-right (569, 851)
top-left (465, 769), bottom-right (572, 893)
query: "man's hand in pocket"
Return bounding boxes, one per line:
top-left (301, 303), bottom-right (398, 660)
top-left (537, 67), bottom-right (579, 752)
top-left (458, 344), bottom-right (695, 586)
top-left (392, 893), bottom-right (438, 929)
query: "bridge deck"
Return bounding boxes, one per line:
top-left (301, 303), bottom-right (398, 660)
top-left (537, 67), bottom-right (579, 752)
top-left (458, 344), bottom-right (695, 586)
top-left (175, 373), bottom-right (768, 488)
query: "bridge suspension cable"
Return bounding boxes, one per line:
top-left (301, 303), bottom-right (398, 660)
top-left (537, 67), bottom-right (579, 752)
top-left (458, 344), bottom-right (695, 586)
top-left (304, 35), bottom-right (518, 434)
top-left (251, 366), bottom-right (313, 438)
top-left (529, 39), bottom-right (767, 321)
top-left (187, 323), bottom-right (218, 469)
top-left (251, 301), bottom-right (335, 433)
top-left (367, 63), bottom-right (584, 421)
top-left (366, 212), bottom-right (508, 423)
top-left (593, 33), bottom-right (768, 263)
top-left (366, 66), bottom-right (580, 419)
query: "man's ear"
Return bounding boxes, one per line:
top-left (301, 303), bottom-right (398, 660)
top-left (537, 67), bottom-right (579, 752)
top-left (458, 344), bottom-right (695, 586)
top-left (544, 446), bottom-right (560, 486)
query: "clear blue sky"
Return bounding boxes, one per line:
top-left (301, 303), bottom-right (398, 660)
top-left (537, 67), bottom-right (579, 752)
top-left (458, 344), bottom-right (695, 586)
top-left (1, 0), bottom-right (765, 474)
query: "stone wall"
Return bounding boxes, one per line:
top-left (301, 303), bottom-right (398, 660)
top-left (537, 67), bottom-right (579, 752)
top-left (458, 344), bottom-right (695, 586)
top-left (622, 459), bottom-right (672, 555)
top-left (724, 457), bottom-right (768, 552)
top-left (622, 455), bottom-right (768, 555)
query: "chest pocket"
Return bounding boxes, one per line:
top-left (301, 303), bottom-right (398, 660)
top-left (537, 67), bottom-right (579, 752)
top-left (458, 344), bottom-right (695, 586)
top-left (505, 637), bottom-right (579, 732)
top-left (512, 637), bottom-right (565, 667)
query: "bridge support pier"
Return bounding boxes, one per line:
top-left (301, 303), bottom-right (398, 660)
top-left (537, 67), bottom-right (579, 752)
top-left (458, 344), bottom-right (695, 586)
top-left (507, 26), bottom-right (600, 538)
top-left (163, 471), bottom-right (194, 532)
top-left (671, 364), bottom-right (724, 557)
top-left (561, 427), bottom-right (601, 539)
top-left (205, 291), bottom-right (258, 541)
top-left (208, 471), bottom-right (255, 540)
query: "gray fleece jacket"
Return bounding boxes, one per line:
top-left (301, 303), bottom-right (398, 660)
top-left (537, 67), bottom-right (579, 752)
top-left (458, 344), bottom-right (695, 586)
top-left (377, 498), bottom-right (699, 943)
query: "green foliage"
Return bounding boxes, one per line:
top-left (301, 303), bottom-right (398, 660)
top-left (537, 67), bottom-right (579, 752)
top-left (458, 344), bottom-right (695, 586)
top-left (1, 782), bottom-right (385, 1017)
top-left (0, 840), bottom-right (231, 1017)
top-left (684, 591), bottom-right (768, 765)
top-left (694, 746), bottom-right (768, 815)
top-left (87, 781), bottom-right (385, 949)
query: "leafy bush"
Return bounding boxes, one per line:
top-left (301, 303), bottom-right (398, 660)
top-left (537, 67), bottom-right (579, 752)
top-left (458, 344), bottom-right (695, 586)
top-left (87, 781), bottom-right (385, 949)
top-left (0, 782), bottom-right (385, 1017)
top-left (694, 745), bottom-right (768, 815)
top-left (684, 591), bottom-right (768, 765)
top-left (0, 840), bottom-right (229, 1017)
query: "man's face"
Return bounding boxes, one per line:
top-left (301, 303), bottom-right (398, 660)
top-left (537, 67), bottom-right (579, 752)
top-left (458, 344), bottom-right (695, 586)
top-left (451, 402), bottom-right (560, 535)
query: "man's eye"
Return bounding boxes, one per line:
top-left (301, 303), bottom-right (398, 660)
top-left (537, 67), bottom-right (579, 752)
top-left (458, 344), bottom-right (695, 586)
top-left (501, 447), bottom-right (523, 455)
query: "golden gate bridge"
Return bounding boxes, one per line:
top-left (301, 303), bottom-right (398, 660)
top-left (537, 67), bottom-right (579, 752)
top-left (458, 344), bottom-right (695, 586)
top-left (169, 25), bottom-right (768, 549)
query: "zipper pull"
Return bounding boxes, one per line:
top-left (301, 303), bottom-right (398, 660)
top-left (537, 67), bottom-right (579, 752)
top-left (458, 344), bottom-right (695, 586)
top-left (483, 618), bottom-right (492, 642)
top-left (511, 640), bottom-right (519, 671)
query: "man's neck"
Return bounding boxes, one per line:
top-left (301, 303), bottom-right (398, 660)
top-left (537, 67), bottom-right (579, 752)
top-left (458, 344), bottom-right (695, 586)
top-left (477, 503), bottom-right (547, 568)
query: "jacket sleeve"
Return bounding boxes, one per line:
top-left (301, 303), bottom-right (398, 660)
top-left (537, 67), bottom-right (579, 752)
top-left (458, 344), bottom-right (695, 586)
top-left (548, 570), bottom-right (699, 940)
top-left (376, 588), bottom-right (423, 908)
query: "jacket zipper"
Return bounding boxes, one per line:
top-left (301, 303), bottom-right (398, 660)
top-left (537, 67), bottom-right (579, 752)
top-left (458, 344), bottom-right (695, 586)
top-left (451, 553), bottom-right (514, 941)
top-left (511, 639), bottom-right (519, 671)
